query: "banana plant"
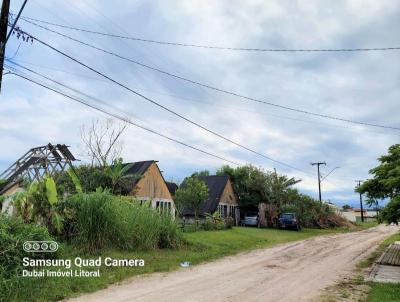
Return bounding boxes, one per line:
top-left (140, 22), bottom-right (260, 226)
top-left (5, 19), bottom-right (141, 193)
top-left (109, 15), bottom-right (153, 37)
top-left (105, 158), bottom-right (137, 194)
top-left (67, 168), bottom-right (83, 193)
top-left (12, 181), bottom-right (38, 223)
top-left (43, 175), bottom-right (63, 234)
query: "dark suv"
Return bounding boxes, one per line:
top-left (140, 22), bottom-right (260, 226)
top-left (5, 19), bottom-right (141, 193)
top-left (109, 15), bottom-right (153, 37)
top-left (278, 213), bottom-right (301, 231)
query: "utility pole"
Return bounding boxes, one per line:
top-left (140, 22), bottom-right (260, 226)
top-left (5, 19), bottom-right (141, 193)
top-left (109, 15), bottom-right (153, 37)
top-left (311, 162), bottom-right (326, 203)
top-left (355, 180), bottom-right (364, 222)
top-left (0, 0), bottom-right (28, 93)
top-left (0, 0), bottom-right (10, 93)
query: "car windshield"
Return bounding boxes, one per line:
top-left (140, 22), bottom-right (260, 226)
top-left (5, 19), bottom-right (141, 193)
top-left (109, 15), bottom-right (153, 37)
top-left (281, 214), bottom-right (294, 219)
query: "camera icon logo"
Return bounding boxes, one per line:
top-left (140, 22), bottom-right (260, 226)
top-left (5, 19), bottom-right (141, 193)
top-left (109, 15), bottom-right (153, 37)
top-left (23, 241), bottom-right (58, 252)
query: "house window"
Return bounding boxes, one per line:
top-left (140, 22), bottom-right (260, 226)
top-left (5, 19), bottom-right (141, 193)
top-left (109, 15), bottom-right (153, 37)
top-left (219, 205), bottom-right (227, 218)
top-left (156, 200), bottom-right (171, 211)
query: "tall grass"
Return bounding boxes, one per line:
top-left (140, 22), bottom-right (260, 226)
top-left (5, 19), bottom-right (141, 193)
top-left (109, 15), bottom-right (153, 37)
top-left (63, 192), bottom-right (182, 253)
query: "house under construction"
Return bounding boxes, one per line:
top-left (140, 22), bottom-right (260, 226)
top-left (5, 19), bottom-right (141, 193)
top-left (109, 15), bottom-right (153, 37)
top-left (0, 143), bottom-right (78, 195)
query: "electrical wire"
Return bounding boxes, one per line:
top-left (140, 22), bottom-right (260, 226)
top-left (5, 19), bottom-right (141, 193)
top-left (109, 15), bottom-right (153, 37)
top-left (17, 15), bottom-right (400, 53)
top-left (13, 26), bottom-right (314, 175)
top-left (7, 59), bottom-right (399, 137)
top-left (20, 19), bottom-right (400, 131)
top-left (6, 69), bottom-right (241, 166)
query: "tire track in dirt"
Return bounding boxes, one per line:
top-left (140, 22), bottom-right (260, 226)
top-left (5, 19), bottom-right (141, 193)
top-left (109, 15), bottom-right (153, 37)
top-left (67, 225), bottom-right (399, 302)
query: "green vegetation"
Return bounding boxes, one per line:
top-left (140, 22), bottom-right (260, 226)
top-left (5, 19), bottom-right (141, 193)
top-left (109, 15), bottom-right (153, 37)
top-left (61, 191), bottom-right (182, 252)
top-left (1, 226), bottom-right (352, 302)
top-left (357, 144), bottom-right (400, 224)
top-left (217, 164), bottom-right (348, 228)
top-left (358, 231), bottom-right (400, 269)
top-left (358, 232), bottom-right (400, 302)
top-left (0, 216), bottom-right (57, 299)
top-left (366, 282), bottom-right (400, 302)
top-left (174, 176), bottom-right (209, 219)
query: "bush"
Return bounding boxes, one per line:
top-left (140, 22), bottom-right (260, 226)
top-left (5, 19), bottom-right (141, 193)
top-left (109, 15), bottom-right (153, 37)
top-left (61, 191), bottom-right (182, 252)
top-left (0, 215), bottom-right (57, 300)
top-left (202, 213), bottom-right (234, 231)
top-left (0, 215), bottom-right (57, 277)
top-left (281, 196), bottom-right (351, 228)
top-left (56, 165), bottom-right (112, 194)
top-left (379, 196), bottom-right (400, 224)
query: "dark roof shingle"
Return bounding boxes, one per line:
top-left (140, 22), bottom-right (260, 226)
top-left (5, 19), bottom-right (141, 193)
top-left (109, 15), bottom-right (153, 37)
top-left (165, 181), bottom-right (178, 196)
top-left (183, 175), bottom-right (231, 216)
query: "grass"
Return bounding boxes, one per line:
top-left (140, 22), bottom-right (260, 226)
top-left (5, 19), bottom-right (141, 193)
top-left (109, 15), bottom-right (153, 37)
top-left (366, 282), bottom-right (400, 302)
top-left (4, 226), bottom-right (359, 302)
top-left (364, 232), bottom-right (400, 302)
top-left (358, 231), bottom-right (400, 269)
top-left (354, 221), bottom-right (379, 230)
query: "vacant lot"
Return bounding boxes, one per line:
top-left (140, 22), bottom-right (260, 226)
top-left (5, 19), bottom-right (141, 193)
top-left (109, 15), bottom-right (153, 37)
top-left (69, 225), bottom-right (399, 302)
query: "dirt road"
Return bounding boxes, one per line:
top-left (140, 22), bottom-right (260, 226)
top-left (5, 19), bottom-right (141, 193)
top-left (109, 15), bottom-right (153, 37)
top-left (69, 225), bottom-right (399, 302)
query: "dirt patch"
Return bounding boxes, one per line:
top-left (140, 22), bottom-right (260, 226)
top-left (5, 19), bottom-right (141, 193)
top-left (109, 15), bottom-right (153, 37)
top-left (316, 276), bottom-right (371, 302)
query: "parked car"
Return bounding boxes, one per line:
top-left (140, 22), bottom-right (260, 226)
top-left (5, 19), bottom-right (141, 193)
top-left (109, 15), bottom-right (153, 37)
top-left (242, 213), bottom-right (258, 226)
top-left (278, 213), bottom-right (301, 231)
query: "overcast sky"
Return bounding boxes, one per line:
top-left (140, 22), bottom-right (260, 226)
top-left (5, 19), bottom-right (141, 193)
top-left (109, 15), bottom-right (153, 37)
top-left (1, 0), bottom-right (399, 207)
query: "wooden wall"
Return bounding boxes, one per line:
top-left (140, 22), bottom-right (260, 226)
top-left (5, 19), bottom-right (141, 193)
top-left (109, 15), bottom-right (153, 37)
top-left (133, 162), bottom-right (173, 201)
top-left (219, 179), bottom-right (238, 205)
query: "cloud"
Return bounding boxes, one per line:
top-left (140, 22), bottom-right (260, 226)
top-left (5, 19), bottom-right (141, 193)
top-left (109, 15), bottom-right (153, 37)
top-left (2, 0), bottom-right (399, 206)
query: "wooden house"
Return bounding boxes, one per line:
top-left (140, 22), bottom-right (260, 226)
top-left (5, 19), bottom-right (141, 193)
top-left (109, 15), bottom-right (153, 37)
top-left (183, 175), bottom-right (240, 225)
top-left (124, 160), bottom-right (175, 215)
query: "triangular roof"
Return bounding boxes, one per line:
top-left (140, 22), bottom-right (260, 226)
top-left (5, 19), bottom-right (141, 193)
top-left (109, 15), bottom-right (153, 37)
top-left (183, 175), bottom-right (231, 216)
top-left (165, 181), bottom-right (178, 196)
top-left (123, 160), bottom-right (154, 182)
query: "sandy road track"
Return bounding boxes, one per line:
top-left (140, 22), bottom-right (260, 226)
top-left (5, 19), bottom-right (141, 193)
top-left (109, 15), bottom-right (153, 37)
top-left (69, 225), bottom-right (399, 302)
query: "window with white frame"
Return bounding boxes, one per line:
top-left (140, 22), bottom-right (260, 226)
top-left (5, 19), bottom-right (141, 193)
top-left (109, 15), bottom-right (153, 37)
top-left (156, 200), bottom-right (172, 211)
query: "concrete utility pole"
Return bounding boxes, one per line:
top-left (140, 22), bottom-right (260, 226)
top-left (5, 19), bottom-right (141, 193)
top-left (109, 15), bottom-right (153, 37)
top-left (0, 0), bottom-right (10, 93)
top-left (311, 162), bottom-right (326, 203)
top-left (355, 180), bottom-right (364, 222)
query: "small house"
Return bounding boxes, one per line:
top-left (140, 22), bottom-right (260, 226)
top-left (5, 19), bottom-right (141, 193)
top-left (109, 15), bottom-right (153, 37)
top-left (341, 208), bottom-right (377, 222)
top-left (183, 175), bottom-right (240, 225)
top-left (124, 160), bottom-right (175, 216)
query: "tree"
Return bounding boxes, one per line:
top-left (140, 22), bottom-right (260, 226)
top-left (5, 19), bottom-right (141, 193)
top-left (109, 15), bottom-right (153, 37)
top-left (81, 119), bottom-right (127, 168)
top-left (357, 144), bottom-right (400, 223)
top-left (191, 170), bottom-right (210, 178)
top-left (216, 165), bottom-right (263, 209)
top-left (380, 196), bottom-right (400, 225)
top-left (356, 144), bottom-right (400, 199)
top-left (55, 165), bottom-right (112, 194)
top-left (246, 168), bottom-right (300, 227)
top-left (174, 177), bottom-right (209, 220)
top-left (342, 204), bottom-right (351, 210)
top-left (217, 165), bottom-right (300, 226)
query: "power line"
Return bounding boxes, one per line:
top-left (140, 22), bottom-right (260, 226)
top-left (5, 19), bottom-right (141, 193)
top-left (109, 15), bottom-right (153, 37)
top-left (13, 26), bottom-right (314, 175)
top-left (6, 65), bottom-right (357, 187)
top-left (7, 69), bottom-right (241, 166)
top-left (6, 0), bottom-right (28, 44)
top-left (8, 58), bottom-right (399, 138)
top-left (20, 19), bottom-right (400, 131)
top-left (17, 15), bottom-right (400, 53)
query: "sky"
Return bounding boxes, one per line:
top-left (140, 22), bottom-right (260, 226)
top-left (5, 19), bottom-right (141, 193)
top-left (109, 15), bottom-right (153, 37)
top-left (1, 0), bottom-right (399, 208)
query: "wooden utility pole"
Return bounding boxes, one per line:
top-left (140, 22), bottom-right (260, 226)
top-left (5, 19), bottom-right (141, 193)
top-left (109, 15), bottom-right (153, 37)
top-left (355, 180), bottom-right (364, 222)
top-left (311, 162), bottom-right (326, 203)
top-left (0, 0), bottom-right (10, 93)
